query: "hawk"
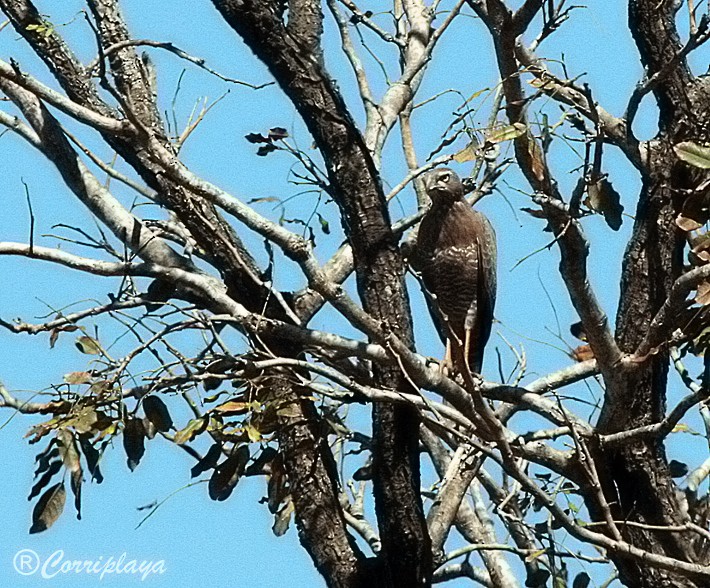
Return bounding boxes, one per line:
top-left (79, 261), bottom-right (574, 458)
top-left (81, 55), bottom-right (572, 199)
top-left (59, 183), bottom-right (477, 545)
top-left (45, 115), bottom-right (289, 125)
top-left (411, 168), bottom-right (497, 374)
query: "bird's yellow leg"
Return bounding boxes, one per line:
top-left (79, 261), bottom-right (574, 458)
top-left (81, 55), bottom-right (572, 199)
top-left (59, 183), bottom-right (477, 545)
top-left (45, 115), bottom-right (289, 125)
top-left (464, 327), bottom-right (474, 375)
top-left (440, 339), bottom-right (453, 374)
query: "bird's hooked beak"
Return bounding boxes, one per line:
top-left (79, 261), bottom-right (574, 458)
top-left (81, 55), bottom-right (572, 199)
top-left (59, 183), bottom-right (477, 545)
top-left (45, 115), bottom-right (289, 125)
top-left (423, 172), bottom-right (443, 194)
top-left (424, 169), bottom-right (457, 201)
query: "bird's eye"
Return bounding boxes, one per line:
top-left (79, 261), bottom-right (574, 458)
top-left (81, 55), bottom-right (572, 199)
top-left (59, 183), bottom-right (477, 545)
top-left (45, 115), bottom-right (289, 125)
top-left (441, 173), bottom-right (450, 183)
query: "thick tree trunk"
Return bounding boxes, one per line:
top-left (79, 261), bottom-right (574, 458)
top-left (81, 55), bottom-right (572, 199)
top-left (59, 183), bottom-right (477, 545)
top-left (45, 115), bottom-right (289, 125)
top-left (211, 2), bottom-right (431, 585)
top-left (595, 140), bottom-right (696, 587)
top-left (273, 379), bottom-right (372, 588)
top-left (588, 3), bottom-right (710, 585)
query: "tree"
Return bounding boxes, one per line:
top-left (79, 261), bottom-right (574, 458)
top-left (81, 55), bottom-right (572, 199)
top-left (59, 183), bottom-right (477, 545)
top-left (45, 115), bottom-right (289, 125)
top-left (2, 0), bottom-right (710, 586)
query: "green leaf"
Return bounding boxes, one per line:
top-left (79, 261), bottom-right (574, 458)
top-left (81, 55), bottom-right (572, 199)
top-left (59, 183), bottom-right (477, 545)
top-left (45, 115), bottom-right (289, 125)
top-left (675, 141), bottom-right (710, 169)
top-left (525, 568), bottom-right (550, 587)
top-left (30, 482), bottom-right (66, 534)
top-left (173, 417), bottom-right (206, 445)
top-left (453, 140), bottom-right (479, 163)
top-left (525, 548), bottom-right (547, 563)
top-left (467, 87), bottom-right (489, 101)
top-left (247, 196), bottom-right (280, 204)
top-left (26, 22), bottom-right (54, 37)
top-left (257, 144), bottom-right (278, 156)
top-left (34, 441), bottom-right (59, 477)
top-left (75, 335), bottom-right (101, 355)
top-left (316, 213), bottom-right (330, 235)
top-left (486, 122), bottom-right (526, 144)
top-left (245, 423), bottom-right (262, 443)
top-left (244, 132), bottom-right (270, 144)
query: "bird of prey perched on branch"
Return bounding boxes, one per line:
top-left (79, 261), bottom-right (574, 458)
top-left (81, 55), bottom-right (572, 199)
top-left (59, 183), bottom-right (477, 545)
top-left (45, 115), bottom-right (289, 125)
top-left (411, 168), bottom-right (497, 374)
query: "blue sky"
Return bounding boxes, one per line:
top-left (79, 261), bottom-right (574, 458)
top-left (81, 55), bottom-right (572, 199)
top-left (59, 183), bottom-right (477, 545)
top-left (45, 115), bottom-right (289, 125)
top-left (1, 1), bottom-right (708, 586)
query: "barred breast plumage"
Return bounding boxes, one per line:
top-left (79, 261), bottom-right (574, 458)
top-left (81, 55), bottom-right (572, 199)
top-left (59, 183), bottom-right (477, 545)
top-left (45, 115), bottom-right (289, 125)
top-left (412, 168), bottom-right (497, 373)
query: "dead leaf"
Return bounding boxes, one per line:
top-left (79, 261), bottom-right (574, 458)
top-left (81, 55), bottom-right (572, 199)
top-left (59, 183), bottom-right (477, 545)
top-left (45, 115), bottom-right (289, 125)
top-left (571, 344), bottom-right (594, 362)
top-left (245, 447), bottom-right (278, 476)
top-left (521, 207), bottom-right (547, 219)
top-left (528, 138), bottom-right (546, 183)
top-left (690, 233), bottom-right (710, 263)
top-left (64, 406), bottom-right (102, 435)
top-left (677, 214), bottom-right (703, 232)
top-left (123, 418), bottom-right (146, 472)
top-left (191, 443), bottom-right (223, 478)
top-left (58, 431), bottom-right (83, 520)
top-left (213, 400), bottom-right (252, 416)
top-left (267, 454), bottom-right (288, 514)
top-left (268, 127), bottom-right (288, 140)
top-left (142, 396), bottom-right (173, 432)
top-left (272, 499), bottom-right (294, 537)
top-left (30, 482), bottom-right (66, 534)
top-left (696, 281), bottom-right (710, 306)
top-left (208, 445), bottom-right (249, 501)
top-left (676, 188), bottom-right (710, 232)
top-left (78, 436), bottom-right (104, 484)
top-left (49, 323), bottom-right (78, 348)
top-left (63, 371), bottom-right (92, 385)
top-left (585, 178), bottom-right (624, 231)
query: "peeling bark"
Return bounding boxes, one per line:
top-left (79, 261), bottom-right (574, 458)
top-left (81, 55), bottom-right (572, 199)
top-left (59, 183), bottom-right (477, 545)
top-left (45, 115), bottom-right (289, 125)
top-left (211, 2), bottom-right (431, 585)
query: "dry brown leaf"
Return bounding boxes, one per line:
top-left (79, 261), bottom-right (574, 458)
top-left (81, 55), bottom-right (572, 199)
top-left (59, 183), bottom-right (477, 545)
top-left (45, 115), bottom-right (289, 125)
top-left (677, 214), bottom-right (703, 232)
top-left (30, 482), bottom-right (66, 534)
top-left (571, 344), bottom-right (594, 362)
top-left (696, 281), bottom-right (710, 306)
top-left (584, 178), bottom-right (624, 231)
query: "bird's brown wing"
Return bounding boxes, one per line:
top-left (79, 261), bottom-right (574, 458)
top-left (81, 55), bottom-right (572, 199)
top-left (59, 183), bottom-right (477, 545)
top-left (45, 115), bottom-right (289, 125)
top-left (466, 211), bottom-right (497, 371)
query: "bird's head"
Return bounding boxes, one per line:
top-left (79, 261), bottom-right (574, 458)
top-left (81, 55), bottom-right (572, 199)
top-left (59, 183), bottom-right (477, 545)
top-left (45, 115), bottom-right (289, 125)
top-left (423, 168), bottom-right (464, 205)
